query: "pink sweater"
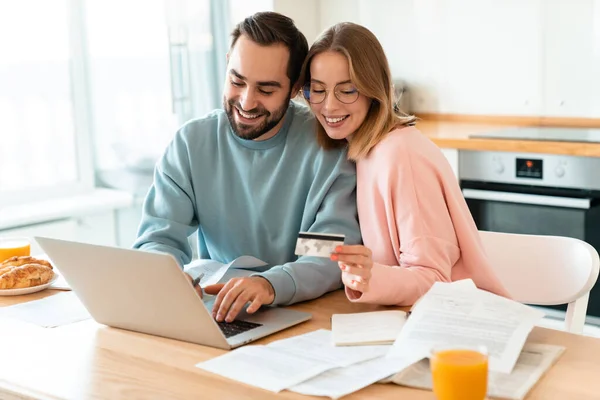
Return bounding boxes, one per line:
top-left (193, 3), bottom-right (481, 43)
top-left (346, 126), bottom-right (511, 305)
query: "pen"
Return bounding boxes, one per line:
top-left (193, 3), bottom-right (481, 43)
top-left (192, 272), bottom-right (204, 291)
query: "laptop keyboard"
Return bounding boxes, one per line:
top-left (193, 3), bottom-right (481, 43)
top-left (217, 320), bottom-right (263, 338)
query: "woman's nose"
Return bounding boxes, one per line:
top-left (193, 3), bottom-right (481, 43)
top-left (323, 90), bottom-right (340, 111)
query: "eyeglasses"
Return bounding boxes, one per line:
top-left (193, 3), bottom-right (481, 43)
top-left (302, 82), bottom-right (360, 104)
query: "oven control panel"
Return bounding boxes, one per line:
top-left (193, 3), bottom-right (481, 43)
top-left (516, 158), bottom-right (543, 179)
top-left (459, 151), bottom-right (600, 191)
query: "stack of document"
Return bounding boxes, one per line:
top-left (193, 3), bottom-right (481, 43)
top-left (390, 343), bottom-right (564, 400)
top-left (197, 329), bottom-right (421, 397)
top-left (386, 279), bottom-right (545, 374)
top-left (382, 279), bottom-right (561, 399)
top-left (197, 279), bottom-right (559, 399)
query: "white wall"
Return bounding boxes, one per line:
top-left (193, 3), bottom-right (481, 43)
top-left (273, 0), bottom-right (320, 43)
top-left (273, 0), bottom-right (361, 43)
top-left (316, 0), bottom-right (600, 118)
top-left (319, 0), bottom-right (361, 34)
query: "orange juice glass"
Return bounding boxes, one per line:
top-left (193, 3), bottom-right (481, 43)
top-left (430, 345), bottom-right (488, 400)
top-left (0, 237), bottom-right (31, 263)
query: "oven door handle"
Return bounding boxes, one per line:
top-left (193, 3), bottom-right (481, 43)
top-left (462, 188), bottom-right (591, 209)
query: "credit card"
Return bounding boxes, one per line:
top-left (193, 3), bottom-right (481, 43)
top-left (294, 232), bottom-right (345, 258)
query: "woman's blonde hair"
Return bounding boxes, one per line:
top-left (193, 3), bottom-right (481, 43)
top-left (300, 22), bottom-right (417, 160)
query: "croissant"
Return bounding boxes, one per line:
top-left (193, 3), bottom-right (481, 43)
top-left (0, 264), bottom-right (54, 289)
top-left (0, 256), bottom-right (43, 277)
top-left (0, 256), bottom-right (53, 270)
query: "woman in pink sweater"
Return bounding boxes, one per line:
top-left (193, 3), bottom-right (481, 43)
top-left (300, 22), bottom-right (510, 306)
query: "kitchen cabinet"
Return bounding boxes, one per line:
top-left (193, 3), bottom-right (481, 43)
top-left (357, 0), bottom-right (544, 115)
top-left (434, 0), bottom-right (544, 115)
top-left (542, 0), bottom-right (600, 117)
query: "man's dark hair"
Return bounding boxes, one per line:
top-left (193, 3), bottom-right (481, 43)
top-left (230, 12), bottom-right (309, 87)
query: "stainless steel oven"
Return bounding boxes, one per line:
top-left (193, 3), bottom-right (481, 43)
top-left (459, 150), bottom-right (600, 320)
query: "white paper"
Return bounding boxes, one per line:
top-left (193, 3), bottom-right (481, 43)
top-left (49, 270), bottom-right (71, 290)
top-left (197, 329), bottom-right (398, 394)
top-left (289, 355), bottom-right (423, 399)
top-left (407, 278), bottom-right (477, 314)
top-left (392, 343), bottom-right (565, 400)
top-left (487, 343), bottom-right (565, 400)
top-left (0, 292), bottom-right (90, 327)
top-left (185, 260), bottom-right (230, 286)
top-left (447, 278), bottom-right (478, 290)
top-left (228, 255), bottom-right (269, 269)
top-left (268, 329), bottom-right (390, 367)
top-left (387, 280), bottom-right (545, 374)
top-left (331, 310), bottom-right (407, 346)
top-left (197, 345), bottom-right (335, 392)
top-left (185, 255), bottom-right (267, 287)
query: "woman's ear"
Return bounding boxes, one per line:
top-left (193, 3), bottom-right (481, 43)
top-left (291, 81), bottom-right (302, 96)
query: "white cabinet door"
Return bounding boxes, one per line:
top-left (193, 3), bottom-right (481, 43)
top-left (542, 0), bottom-right (600, 117)
top-left (441, 148), bottom-right (459, 179)
top-left (320, 0), bottom-right (361, 31)
top-left (358, 0), bottom-right (544, 115)
top-left (358, 0), bottom-right (444, 113)
top-left (437, 0), bottom-right (544, 115)
top-left (273, 0), bottom-right (320, 43)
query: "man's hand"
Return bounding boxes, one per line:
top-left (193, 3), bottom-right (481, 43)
top-left (184, 272), bottom-right (203, 299)
top-left (204, 276), bottom-right (275, 322)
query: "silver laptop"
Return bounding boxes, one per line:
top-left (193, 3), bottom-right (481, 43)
top-left (35, 236), bottom-right (311, 349)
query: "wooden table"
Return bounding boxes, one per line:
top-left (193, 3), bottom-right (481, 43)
top-left (0, 289), bottom-right (598, 400)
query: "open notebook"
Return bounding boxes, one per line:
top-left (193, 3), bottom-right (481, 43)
top-left (331, 310), bottom-right (408, 346)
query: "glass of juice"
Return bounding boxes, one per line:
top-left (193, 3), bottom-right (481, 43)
top-left (0, 237), bottom-right (31, 263)
top-left (430, 345), bottom-right (488, 400)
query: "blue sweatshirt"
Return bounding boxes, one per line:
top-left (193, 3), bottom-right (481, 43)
top-left (133, 101), bottom-right (361, 305)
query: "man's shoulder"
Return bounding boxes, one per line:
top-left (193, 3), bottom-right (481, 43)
top-left (287, 101), bottom-right (336, 153)
top-left (288, 101), bottom-right (318, 136)
top-left (289, 99), bottom-right (314, 121)
top-left (176, 109), bottom-right (228, 143)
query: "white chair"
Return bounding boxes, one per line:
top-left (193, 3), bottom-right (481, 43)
top-left (479, 230), bottom-right (600, 334)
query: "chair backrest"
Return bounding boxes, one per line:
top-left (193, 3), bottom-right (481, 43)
top-left (479, 230), bottom-right (600, 333)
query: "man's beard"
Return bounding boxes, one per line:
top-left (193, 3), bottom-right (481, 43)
top-left (225, 94), bottom-right (290, 140)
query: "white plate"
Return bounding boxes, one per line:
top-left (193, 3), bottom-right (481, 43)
top-left (0, 273), bottom-right (59, 296)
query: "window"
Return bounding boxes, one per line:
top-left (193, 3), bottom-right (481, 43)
top-left (86, 0), bottom-right (178, 173)
top-left (0, 0), bottom-right (93, 207)
top-left (0, 0), bottom-right (274, 210)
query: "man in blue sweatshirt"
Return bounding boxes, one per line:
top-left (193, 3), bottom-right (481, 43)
top-left (133, 12), bottom-right (361, 322)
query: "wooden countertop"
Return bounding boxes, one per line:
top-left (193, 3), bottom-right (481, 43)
top-left (415, 116), bottom-right (600, 157)
top-left (1, 289), bottom-right (600, 399)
